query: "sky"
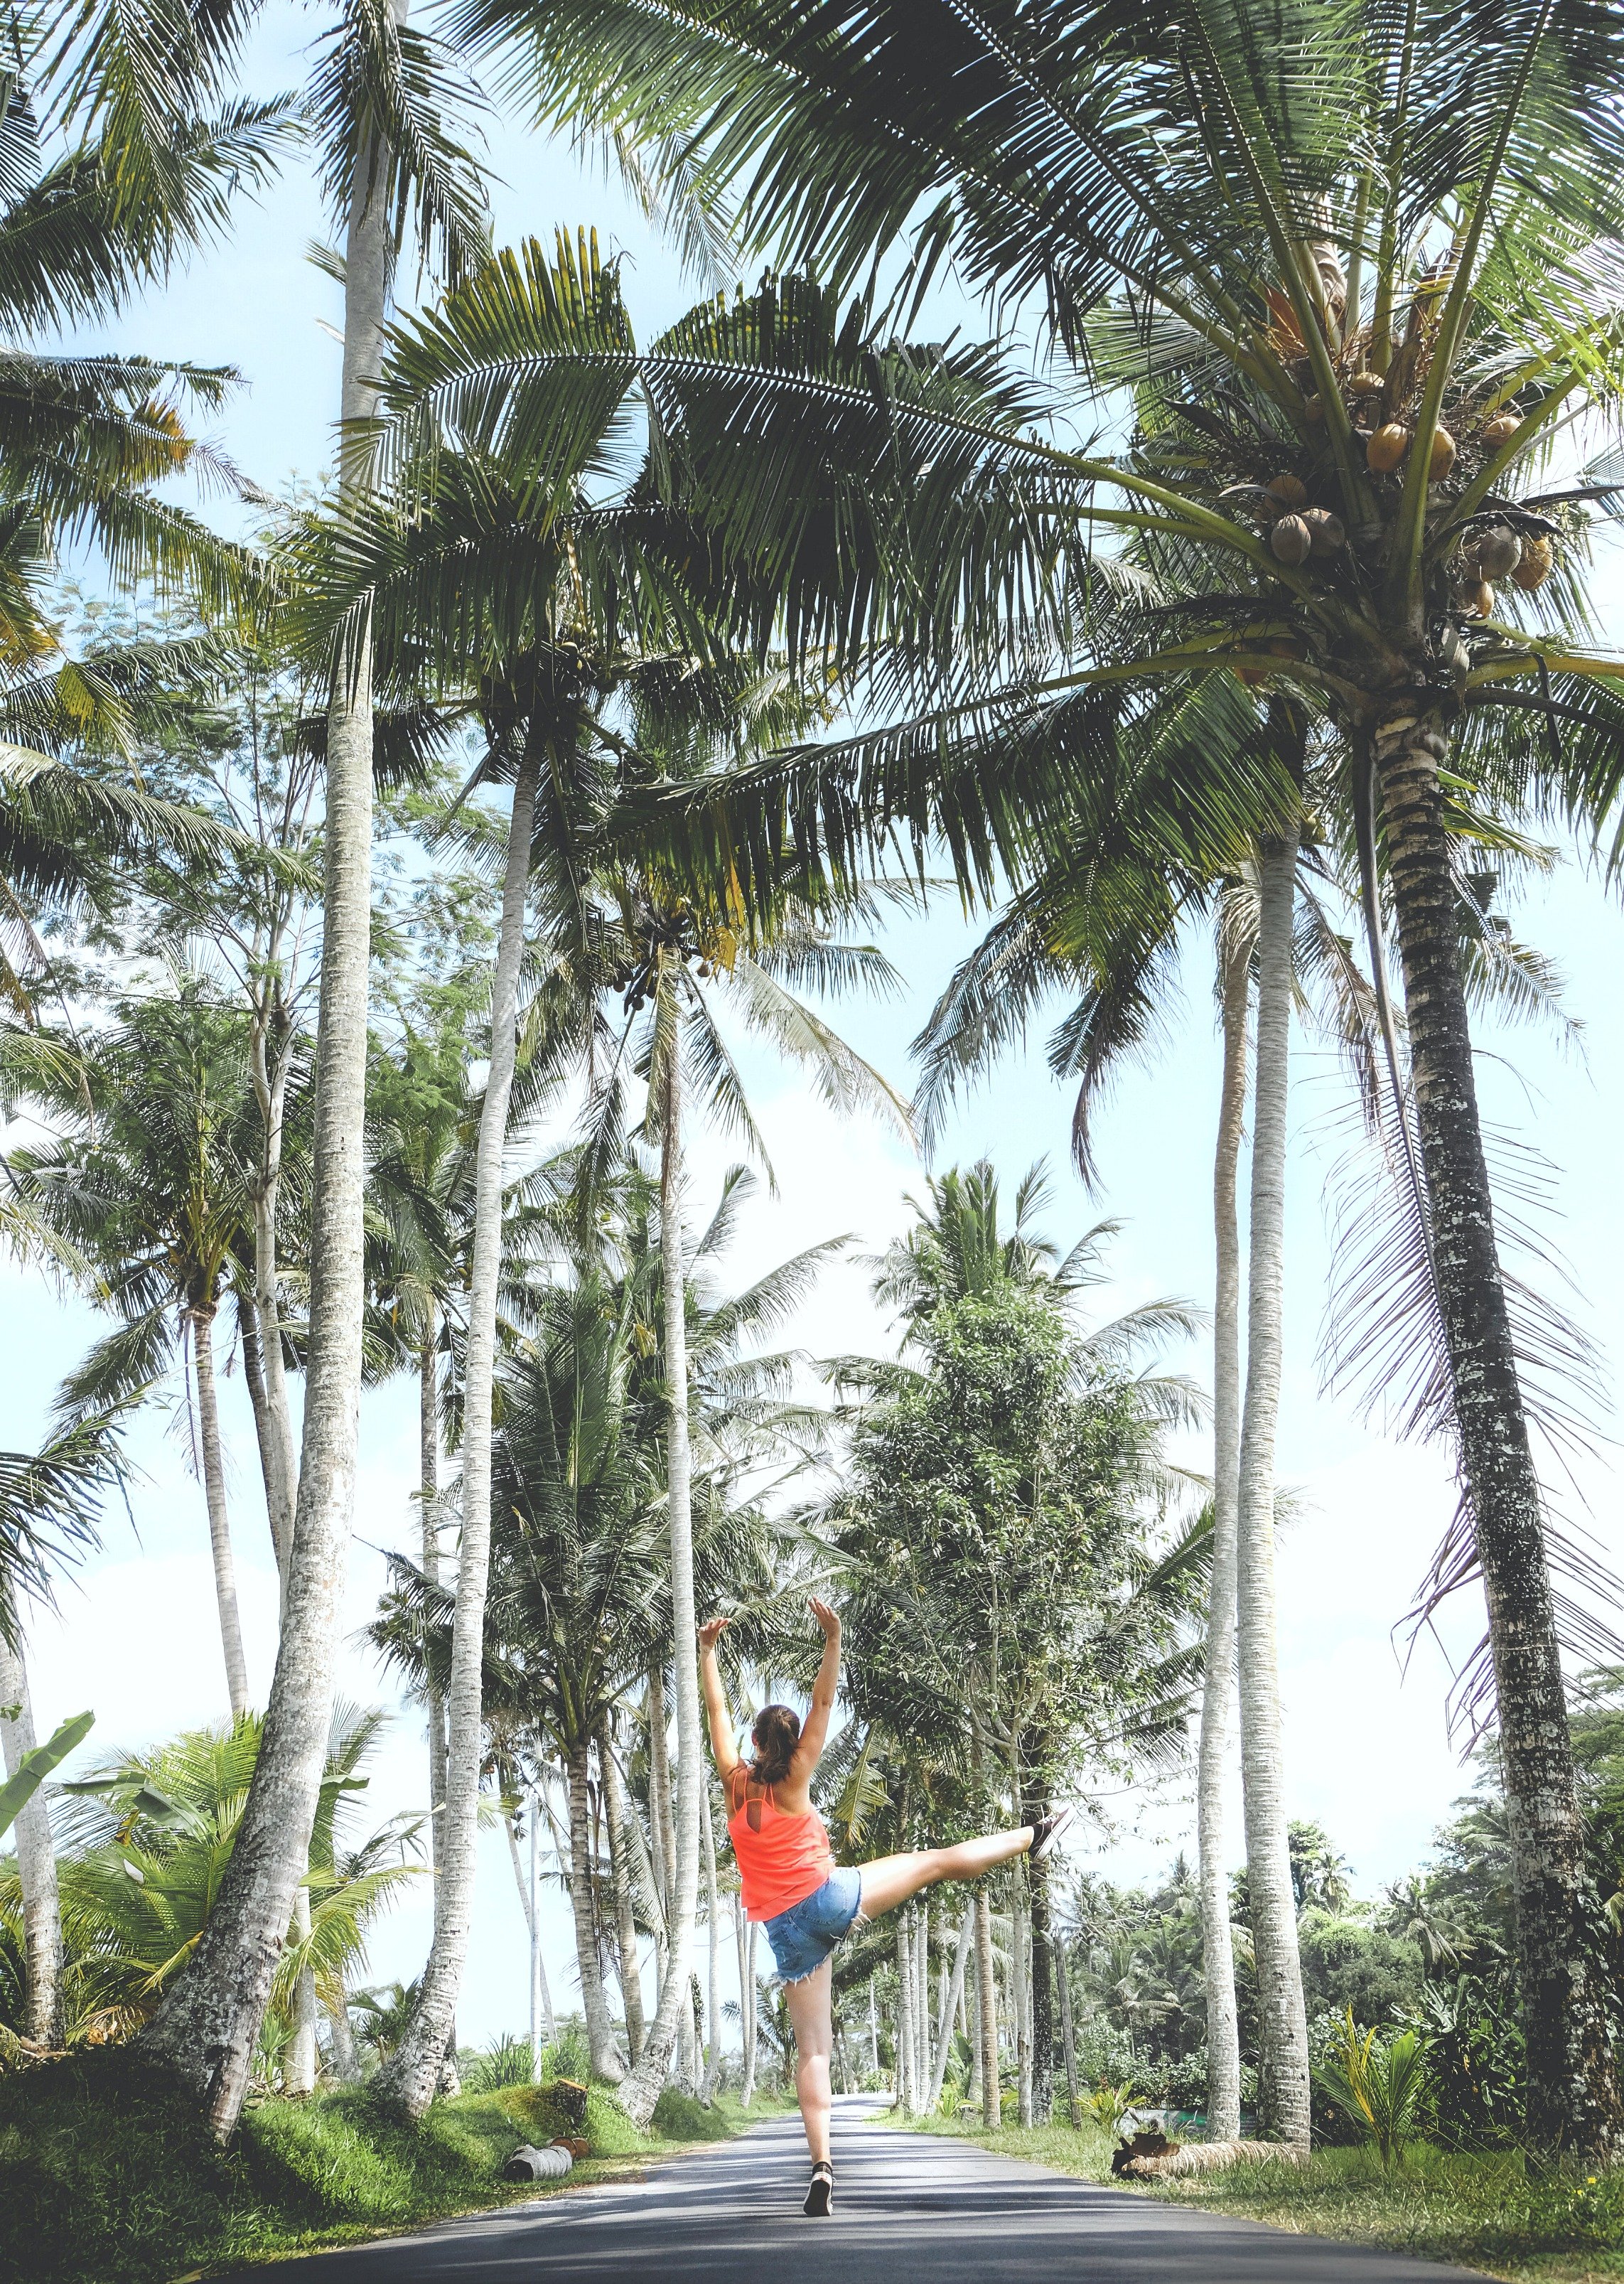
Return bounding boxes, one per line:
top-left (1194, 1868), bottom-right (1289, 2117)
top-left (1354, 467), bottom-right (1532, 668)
top-left (7, 2), bottom-right (1624, 2053)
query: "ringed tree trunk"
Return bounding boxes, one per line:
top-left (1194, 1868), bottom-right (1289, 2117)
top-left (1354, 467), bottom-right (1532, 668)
top-left (1234, 830), bottom-right (1311, 2148)
top-left (926, 1904), bottom-right (975, 2111)
top-left (599, 1717), bottom-right (645, 2064)
top-left (0, 1624), bottom-right (63, 2047)
top-left (566, 1734), bottom-right (623, 2081)
top-left (895, 1914), bottom-right (915, 2112)
top-left (974, 1887), bottom-right (999, 2129)
top-left (420, 1321), bottom-right (447, 1872)
top-left (1055, 1926), bottom-right (1081, 2128)
top-left (1199, 918), bottom-right (1249, 2143)
top-left (741, 1916), bottom-right (758, 2103)
top-left (1021, 1763), bottom-right (1054, 2125)
top-left (379, 743), bottom-right (542, 2118)
top-left (325, 1987), bottom-right (362, 2082)
top-left (248, 1005), bottom-right (299, 1573)
top-left (1375, 704), bottom-right (1624, 2160)
top-left (188, 1302), bottom-right (251, 1722)
top-left (619, 998), bottom-right (703, 2125)
top-left (699, 1776), bottom-right (721, 2101)
top-left (139, 80), bottom-right (402, 2141)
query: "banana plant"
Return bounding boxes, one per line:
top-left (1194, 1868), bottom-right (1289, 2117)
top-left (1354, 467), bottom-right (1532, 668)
top-left (0, 1710), bottom-right (92, 1840)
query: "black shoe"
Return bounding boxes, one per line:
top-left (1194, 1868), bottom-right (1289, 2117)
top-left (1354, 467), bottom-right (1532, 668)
top-left (803, 2162), bottom-right (834, 2216)
top-left (1031, 1804), bottom-right (1074, 1860)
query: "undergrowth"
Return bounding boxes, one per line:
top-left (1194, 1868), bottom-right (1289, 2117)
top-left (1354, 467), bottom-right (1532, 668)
top-left (0, 2047), bottom-right (783, 2284)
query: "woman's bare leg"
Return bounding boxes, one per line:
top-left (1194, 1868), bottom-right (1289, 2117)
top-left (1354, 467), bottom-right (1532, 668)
top-left (784, 1958), bottom-right (834, 2165)
top-left (858, 1828), bottom-right (1032, 1923)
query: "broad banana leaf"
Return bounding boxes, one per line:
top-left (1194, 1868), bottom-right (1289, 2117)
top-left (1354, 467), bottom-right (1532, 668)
top-left (0, 1708), bottom-right (92, 1838)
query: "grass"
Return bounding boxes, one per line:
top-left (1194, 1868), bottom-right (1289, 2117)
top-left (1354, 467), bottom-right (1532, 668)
top-left (898, 2106), bottom-right (1624, 2281)
top-left (0, 2046), bottom-right (792, 2284)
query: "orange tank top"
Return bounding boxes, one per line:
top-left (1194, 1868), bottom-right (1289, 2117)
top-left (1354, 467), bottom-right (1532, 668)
top-left (726, 1774), bottom-right (837, 1921)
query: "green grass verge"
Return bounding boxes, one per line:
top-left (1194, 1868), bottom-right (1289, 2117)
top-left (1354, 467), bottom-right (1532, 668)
top-left (0, 2047), bottom-right (790, 2284)
top-left (898, 2108), bottom-right (1624, 2282)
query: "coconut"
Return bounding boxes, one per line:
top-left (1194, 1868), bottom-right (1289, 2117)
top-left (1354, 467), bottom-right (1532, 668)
top-left (1269, 513), bottom-right (1311, 564)
top-left (1367, 422), bottom-right (1411, 472)
top-left (1348, 370), bottom-right (1385, 397)
top-left (1303, 394), bottom-right (1324, 422)
top-left (1482, 412), bottom-right (1520, 445)
top-left (1462, 581), bottom-right (1495, 618)
top-left (1510, 535), bottom-right (1552, 590)
top-left (1473, 525), bottom-right (1522, 579)
top-left (1428, 427), bottom-right (1458, 478)
top-left (1301, 508), bottom-right (1345, 557)
top-left (1264, 472), bottom-right (1309, 513)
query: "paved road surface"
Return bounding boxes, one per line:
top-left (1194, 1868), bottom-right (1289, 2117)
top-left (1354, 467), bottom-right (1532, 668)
top-left (243, 2096), bottom-right (1488, 2281)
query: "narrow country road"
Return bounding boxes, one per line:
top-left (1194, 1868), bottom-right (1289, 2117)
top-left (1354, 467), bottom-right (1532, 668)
top-left (240, 2096), bottom-right (1489, 2282)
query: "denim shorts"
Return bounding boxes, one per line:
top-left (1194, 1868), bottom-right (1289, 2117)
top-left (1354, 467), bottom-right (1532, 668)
top-left (762, 1866), bottom-right (865, 1984)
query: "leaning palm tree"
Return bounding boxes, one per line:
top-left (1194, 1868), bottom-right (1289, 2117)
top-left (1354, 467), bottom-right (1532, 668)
top-left (448, 0), bottom-right (1624, 2150)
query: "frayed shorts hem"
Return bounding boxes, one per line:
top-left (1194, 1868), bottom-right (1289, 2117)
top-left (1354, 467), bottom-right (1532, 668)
top-left (762, 1867), bottom-right (866, 1984)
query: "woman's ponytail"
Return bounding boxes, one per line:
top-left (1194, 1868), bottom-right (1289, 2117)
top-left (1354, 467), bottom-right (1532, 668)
top-left (751, 1703), bottom-right (801, 1786)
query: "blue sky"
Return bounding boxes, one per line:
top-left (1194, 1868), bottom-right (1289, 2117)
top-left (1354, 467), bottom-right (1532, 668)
top-left (7, 4), bottom-right (1624, 2049)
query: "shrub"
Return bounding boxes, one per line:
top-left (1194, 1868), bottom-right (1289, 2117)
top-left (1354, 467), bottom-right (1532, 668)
top-left (1315, 2009), bottom-right (1430, 2170)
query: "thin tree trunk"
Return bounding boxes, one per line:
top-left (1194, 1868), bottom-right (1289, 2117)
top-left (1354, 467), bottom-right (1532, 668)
top-left (249, 1017), bottom-right (298, 1574)
top-left (380, 742), bottom-right (541, 2118)
top-left (742, 1918), bottom-right (758, 2103)
top-left (927, 1905), bottom-right (976, 2111)
top-left (0, 1625), bottom-right (63, 2048)
top-left (895, 1914), bottom-right (915, 2113)
top-left (189, 1305), bottom-right (251, 1721)
top-left (139, 67), bottom-right (401, 2137)
top-left (564, 1735), bottom-right (622, 2080)
top-left (733, 1896), bottom-right (748, 2090)
top-left (645, 1666), bottom-right (677, 1914)
top-left (1013, 1889), bottom-right (1033, 2126)
top-left (600, 1720), bottom-right (645, 2064)
top-left (868, 1973), bottom-right (879, 2085)
top-left (286, 1907), bottom-right (318, 2096)
top-left (1055, 1929), bottom-right (1080, 2128)
top-left (326, 1986), bottom-right (362, 2082)
top-left (1200, 916), bottom-right (1249, 2143)
top-left (420, 1324), bottom-right (447, 1876)
top-left (620, 1004), bottom-right (702, 2125)
top-left (966, 1952), bottom-right (982, 2109)
top-left (1376, 708), bottom-right (1624, 2159)
top-left (975, 1887), bottom-right (999, 2129)
top-left (1025, 1794), bottom-right (1054, 2126)
top-left (1235, 828), bottom-right (1311, 2148)
top-left (237, 1296), bottom-right (283, 1572)
top-left (699, 1776), bottom-right (721, 2101)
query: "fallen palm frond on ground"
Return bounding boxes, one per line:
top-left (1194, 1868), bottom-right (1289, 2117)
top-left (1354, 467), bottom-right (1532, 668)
top-left (1116, 2133), bottom-right (1308, 2178)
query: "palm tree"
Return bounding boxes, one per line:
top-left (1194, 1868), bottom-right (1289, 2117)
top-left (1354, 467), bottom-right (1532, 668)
top-left (140, 0), bottom-right (487, 2139)
top-left (6, 983), bottom-right (268, 1715)
top-left (460, 0), bottom-right (1624, 2152)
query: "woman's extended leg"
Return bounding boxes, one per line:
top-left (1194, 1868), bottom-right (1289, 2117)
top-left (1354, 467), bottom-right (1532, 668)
top-left (858, 1826), bottom-right (1033, 1923)
top-left (783, 1958), bottom-right (834, 2165)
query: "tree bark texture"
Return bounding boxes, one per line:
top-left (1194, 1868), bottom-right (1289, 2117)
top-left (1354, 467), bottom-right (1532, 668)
top-left (895, 1914), bottom-right (915, 2112)
top-left (645, 1666), bottom-right (676, 1918)
top-left (1025, 1811), bottom-right (1054, 2125)
top-left (974, 1887), bottom-right (999, 2129)
top-left (620, 1007), bottom-right (703, 2125)
top-left (1200, 919), bottom-right (1249, 2143)
top-left (599, 1720), bottom-right (645, 2063)
top-left (742, 1917), bottom-right (758, 2103)
top-left (139, 75), bottom-right (402, 2137)
top-left (1055, 1928), bottom-right (1081, 2128)
top-left (190, 1306), bottom-right (251, 1721)
top-left (236, 1297), bottom-right (282, 1575)
top-left (419, 1326), bottom-right (446, 1875)
top-left (1013, 1890), bottom-right (1033, 2127)
top-left (0, 1626), bottom-right (63, 2047)
top-left (927, 1904), bottom-right (976, 2111)
top-left (565, 1734), bottom-right (622, 2080)
top-left (1235, 832), bottom-right (1312, 2147)
top-left (700, 1775), bottom-right (721, 2101)
top-left (1376, 704), bottom-right (1624, 2159)
top-left (325, 1987), bottom-right (362, 2082)
top-left (380, 744), bottom-right (540, 2118)
top-left (248, 1012), bottom-right (298, 1574)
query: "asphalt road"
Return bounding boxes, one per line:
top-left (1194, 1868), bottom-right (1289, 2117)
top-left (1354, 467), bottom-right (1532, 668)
top-left (242, 2095), bottom-right (1490, 2282)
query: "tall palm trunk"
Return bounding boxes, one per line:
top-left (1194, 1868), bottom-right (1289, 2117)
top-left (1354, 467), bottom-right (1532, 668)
top-left (974, 1887), bottom-right (999, 2128)
top-left (926, 1904), bottom-right (975, 2111)
top-left (699, 1776), bottom-right (721, 2101)
top-left (1235, 831), bottom-right (1311, 2147)
top-left (1055, 1927), bottom-right (1080, 2127)
top-left (1375, 709), bottom-right (1624, 2158)
top-left (380, 742), bottom-right (541, 2118)
top-left (1021, 1766), bottom-right (1054, 2125)
top-left (326, 1989), bottom-right (362, 2081)
top-left (141, 61), bottom-right (403, 2139)
top-left (1012, 1889), bottom-right (1032, 2125)
top-left (895, 1914), bottom-right (915, 2111)
top-left (1199, 921), bottom-right (1249, 2143)
top-left (420, 1322), bottom-right (446, 1871)
top-left (189, 1304), bottom-right (250, 1721)
top-left (599, 1717), bottom-right (645, 2063)
top-left (0, 1624), bottom-right (62, 2048)
top-left (620, 999), bottom-right (702, 2124)
top-left (741, 1916), bottom-right (758, 2103)
top-left (565, 1735), bottom-right (622, 2079)
top-left (645, 1666), bottom-right (677, 1915)
top-left (249, 1015), bottom-right (298, 1571)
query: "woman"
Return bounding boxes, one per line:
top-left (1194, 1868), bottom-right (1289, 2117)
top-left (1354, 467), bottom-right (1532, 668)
top-left (699, 1597), bottom-right (1069, 2217)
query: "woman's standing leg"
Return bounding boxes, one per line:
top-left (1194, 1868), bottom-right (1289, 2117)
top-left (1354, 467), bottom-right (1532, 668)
top-left (784, 1959), bottom-right (834, 2165)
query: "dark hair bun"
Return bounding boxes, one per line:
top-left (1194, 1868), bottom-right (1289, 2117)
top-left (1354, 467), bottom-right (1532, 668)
top-left (751, 1703), bottom-right (801, 1786)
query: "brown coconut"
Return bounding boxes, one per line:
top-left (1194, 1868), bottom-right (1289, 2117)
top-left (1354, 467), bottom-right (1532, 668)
top-left (1348, 369), bottom-right (1385, 397)
top-left (1511, 535), bottom-right (1552, 589)
top-left (1482, 412), bottom-right (1520, 445)
top-left (1264, 472), bottom-right (1309, 513)
top-left (1301, 508), bottom-right (1346, 557)
top-left (1270, 513), bottom-right (1312, 564)
top-left (1474, 525), bottom-right (1522, 579)
top-left (1367, 422), bottom-right (1411, 472)
top-left (1428, 427), bottom-right (1458, 479)
top-left (1462, 580), bottom-right (1495, 618)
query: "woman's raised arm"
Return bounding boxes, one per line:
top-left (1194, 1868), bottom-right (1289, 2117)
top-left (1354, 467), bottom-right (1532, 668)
top-left (698, 1617), bottom-right (741, 1780)
top-left (791, 1597), bottom-right (842, 1776)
